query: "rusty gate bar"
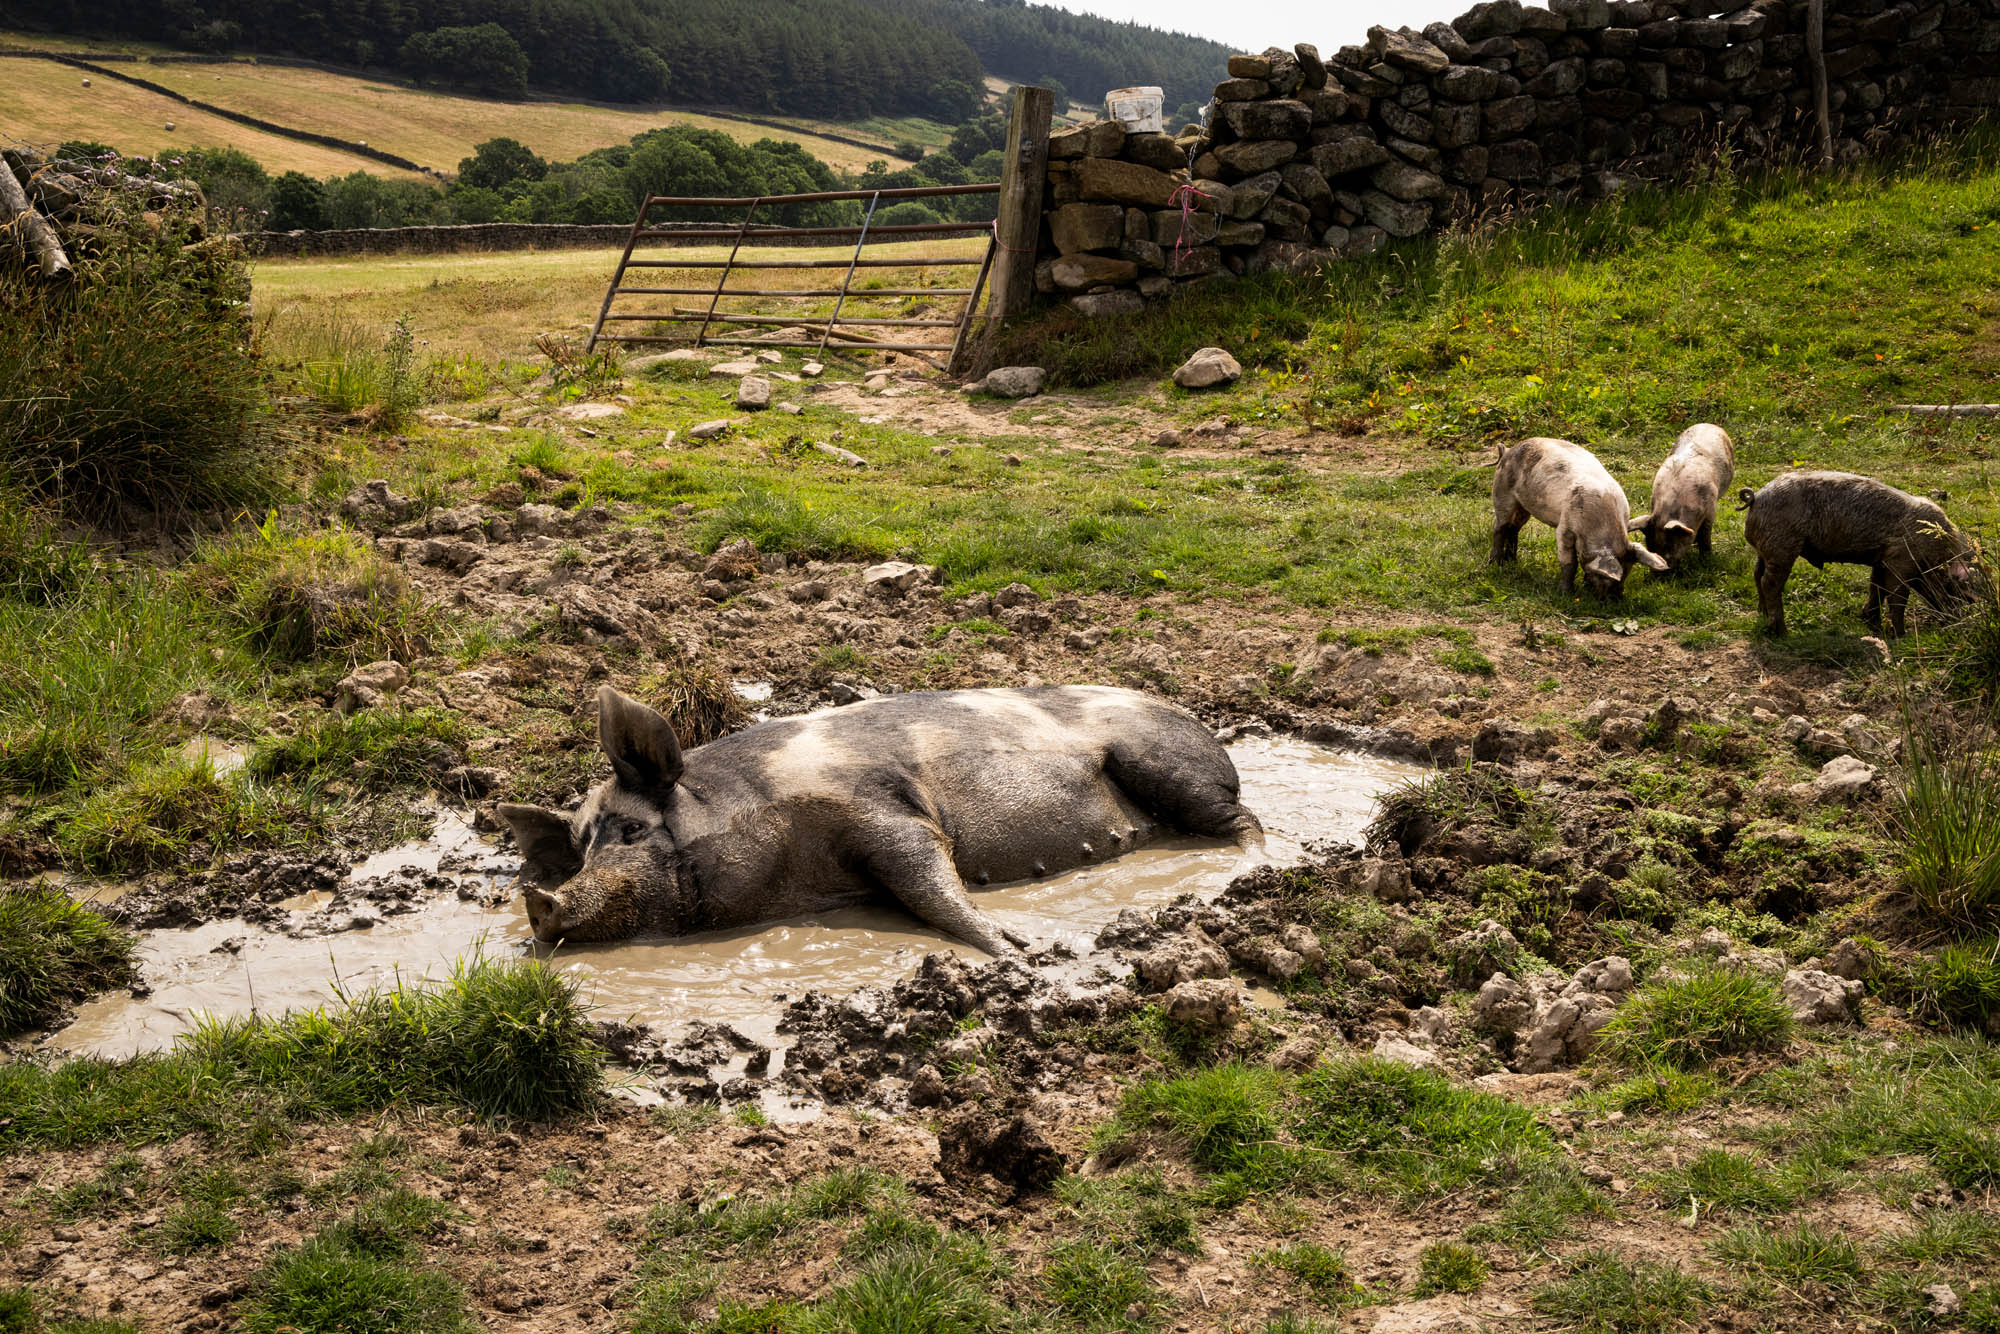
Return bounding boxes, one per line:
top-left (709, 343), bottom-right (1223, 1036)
top-left (694, 195), bottom-right (766, 348)
top-left (818, 191), bottom-right (882, 356)
top-left (586, 179), bottom-right (1000, 363)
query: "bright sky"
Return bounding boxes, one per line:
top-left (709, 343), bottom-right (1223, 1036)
top-left (1046, 0), bottom-right (1447, 56)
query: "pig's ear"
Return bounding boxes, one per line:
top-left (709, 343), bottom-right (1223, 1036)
top-left (1663, 519), bottom-right (1694, 536)
top-left (497, 803), bottom-right (583, 882)
top-left (1630, 543), bottom-right (1669, 572)
top-left (1627, 512), bottom-right (1652, 533)
top-left (597, 685), bottom-right (685, 794)
top-left (1586, 553), bottom-right (1625, 582)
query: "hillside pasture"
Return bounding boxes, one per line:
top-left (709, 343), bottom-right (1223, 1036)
top-left (0, 41), bottom-right (919, 176)
top-left (0, 56), bottom-right (430, 182)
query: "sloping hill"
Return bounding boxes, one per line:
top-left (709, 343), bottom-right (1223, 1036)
top-left (7, 0), bottom-right (1228, 120)
top-left (0, 46), bottom-right (924, 176)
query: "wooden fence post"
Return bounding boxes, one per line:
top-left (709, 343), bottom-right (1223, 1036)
top-left (988, 85), bottom-right (1054, 323)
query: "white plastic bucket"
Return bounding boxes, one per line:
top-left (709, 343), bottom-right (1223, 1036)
top-left (1103, 86), bottom-right (1166, 133)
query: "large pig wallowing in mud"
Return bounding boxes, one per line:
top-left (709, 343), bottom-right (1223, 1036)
top-left (496, 685), bottom-right (1264, 955)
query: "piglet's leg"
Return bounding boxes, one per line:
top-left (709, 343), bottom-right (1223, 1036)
top-left (1863, 565), bottom-right (1887, 632)
top-left (858, 820), bottom-right (1026, 955)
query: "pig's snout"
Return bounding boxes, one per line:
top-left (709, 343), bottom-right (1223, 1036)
top-left (525, 887), bottom-right (566, 941)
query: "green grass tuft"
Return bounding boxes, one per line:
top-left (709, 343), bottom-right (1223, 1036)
top-left (0, 885), bottom-right (136, 1036)
top-left (1255, 1242), bottom-right (1354, 1308)
top-left (1412, 1241), bottom-right (1489, 1297)
top-left (1040, 1239), bottom-right (1156, 1329)
top-left (193, 519), bottom-right (436, 665)
top-left (1530, 1250), bottom-right (1712, 1333)
top-left (240, 1232), bottom-right (474, 1334)
top-left (1712, 1221), bottom-right (1862, 1287)
top-left (1889, 722), bottom-right (2000, 931)
top-left (1594, 966), bottom-right (1794, 1070)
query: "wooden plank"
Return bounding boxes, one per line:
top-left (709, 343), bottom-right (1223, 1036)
top-left (988, 85), bottom-right (1054, 323)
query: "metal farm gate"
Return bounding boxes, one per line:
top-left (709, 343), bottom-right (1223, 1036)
top-left (586, 182), bottom-right (1000, 369)
top-left (583, 86), bottom-right (1057, 373)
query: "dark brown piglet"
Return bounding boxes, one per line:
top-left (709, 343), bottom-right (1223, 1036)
top-left (1740, 470), bottom-right (1980, 636)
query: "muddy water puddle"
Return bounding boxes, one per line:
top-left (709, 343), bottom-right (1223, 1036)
top-left (53, 738), bottom-right (1422, 1060)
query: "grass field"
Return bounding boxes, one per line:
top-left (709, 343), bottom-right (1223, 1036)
top-left (252, 238), bottom-right (991, 363)
top-left (0, 38), bottom-right (921, 176)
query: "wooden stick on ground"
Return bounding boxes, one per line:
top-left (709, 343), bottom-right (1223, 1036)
top-left (0, 162), bottom-right (73, 280)
top-left (1892, 404), bottom-right (2000, 417)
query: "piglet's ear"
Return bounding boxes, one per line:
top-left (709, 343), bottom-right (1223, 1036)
top-left (1627, 512), bottom-right (1652, 533)
top-left (597, 685), bottom-right (685, 794)
top-left (1630, 544), bottom-right (1669, 572)
top-left (1586, 554), bottom-right (1625, 582)
top-left (1664, 519), bottom-right (1694, 535)
top-left (498, 803), bottom-right (583, 883)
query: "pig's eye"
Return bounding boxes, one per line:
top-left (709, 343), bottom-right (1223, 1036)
top-left (620, 819), bottom-right (647, 844)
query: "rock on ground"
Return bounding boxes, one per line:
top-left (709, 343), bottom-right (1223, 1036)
top-left (1810, 755), bottom-right (1878, 803)
top-left (1371, 1035), bottom-right (1440, 1068)
top-left (966, 366), bottom-right (1047, 398)
top-left (1136, 928), bottom-right (1230, 989)
top-left (1162, 978), bottom-right (1242, 1033)
top-left (736, 376), bottom-right (772, 411)
top-left (1173, 346), bottom-right (1243, 389)
top-left (1783, 968), bottom-right (1864, 1025)
top-left (335, 660), bottom-right (409, 715)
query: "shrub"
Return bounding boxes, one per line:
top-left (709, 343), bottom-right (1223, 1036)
top-left (248, 709), bottom-right (469, 793)
top-left (1594, 966), bottom-right (1794, 1070)
top-left (1103, 1064), bottom-right (1286, 1179)
top-left (1712, 1221), bottom-right (1861, 1287)
top-left (1255, 1242), bottom-right (1354, 1308)
top-left (1888, 722), bottom-right (2000, 931)
top-left (0, 212), bottom-right (275, 517)
top-left (1040, 1240), bottom-right (1156, 1326)
top-left (0, 885), bottom-right (137, 1036)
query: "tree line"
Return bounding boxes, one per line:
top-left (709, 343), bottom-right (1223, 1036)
top-left (14, 0), bottom-right (1227, 119)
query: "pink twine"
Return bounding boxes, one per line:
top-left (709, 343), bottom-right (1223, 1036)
top-left (1166, 183), bottom-right (1208, 271)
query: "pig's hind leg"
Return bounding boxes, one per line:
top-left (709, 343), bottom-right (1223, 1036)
top-left (858, 819), bottom-right (1028, 955)
top-left (1863, 564), bottom-right (1889, 632)
top-left (1106, 740), bottom-right (1264, 851)
top-left (1753, 551), bottom-right (1797, 634)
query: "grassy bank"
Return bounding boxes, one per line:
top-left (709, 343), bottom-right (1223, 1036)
top-left (0, 956), bottom-right (600, 1148)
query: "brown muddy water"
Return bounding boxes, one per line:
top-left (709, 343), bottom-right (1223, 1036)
top-left (52, 737), bottom-right (1424, 1061)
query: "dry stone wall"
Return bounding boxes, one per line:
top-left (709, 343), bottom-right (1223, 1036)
top-left (1036, 0), bottom-right (2000, 314)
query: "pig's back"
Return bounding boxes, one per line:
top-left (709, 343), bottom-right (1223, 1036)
top-left (678, 686), bottom-right (1235, 882)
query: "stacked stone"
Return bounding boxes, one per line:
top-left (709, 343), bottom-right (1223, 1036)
top-left (1035, 0), bottom-right (1997, 315)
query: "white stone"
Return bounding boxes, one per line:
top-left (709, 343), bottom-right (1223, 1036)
top-left (861, 561), bottom-right (931, 594)
top-left (1783, 968), bottom-right (1864, 1025)
top-left (1811, 755), bottom-right (1877, 803)
top-left (1173, 346), bottom-right (1243, 389)
top-left (1371, 1035), bottom-right (1440, 1069)
top-left (688, 419), bottom-right (734, 440)
top-left (550, 401), bottom-right (625, 421)
top-left (966, 366), bottom-right (1048, 398)
top-left (708, 360), bottom-right (760, 376)
top-left (736, 375), bottom-right (772, 410)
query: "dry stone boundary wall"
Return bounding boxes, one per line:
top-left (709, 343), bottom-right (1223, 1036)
top-left (1035, 0), bottom-right (2000, 315)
